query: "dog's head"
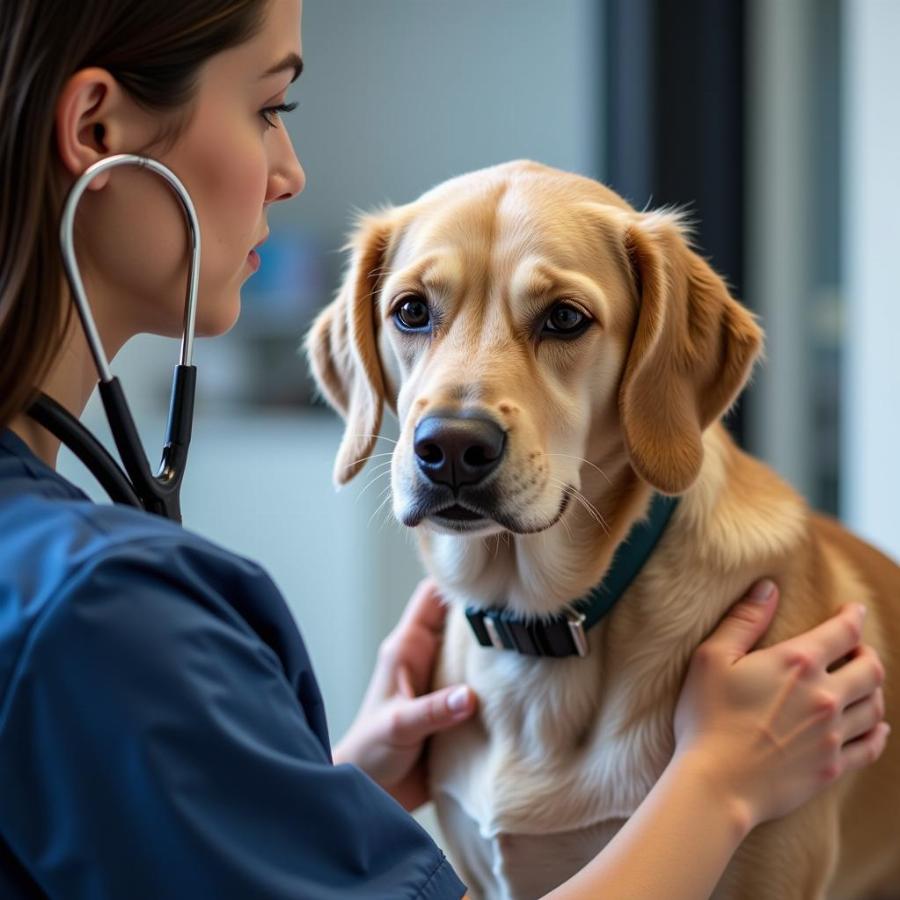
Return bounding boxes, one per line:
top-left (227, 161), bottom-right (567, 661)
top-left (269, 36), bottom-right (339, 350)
top-left (306, 161), bottom-right (762, 538)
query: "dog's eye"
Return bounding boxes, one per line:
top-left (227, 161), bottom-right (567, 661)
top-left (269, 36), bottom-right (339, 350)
top-left (542, 303), bottom-right (589, 337)
top-left (394, 296), bottom-right (431, 332)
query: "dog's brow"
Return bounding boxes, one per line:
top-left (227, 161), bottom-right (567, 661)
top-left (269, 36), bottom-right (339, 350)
top-left (512, 260), bottom-right (608, 325)
top-left (515, 261), bottom-right (570, 301)
top-left (396, 253), bottom-right (458, 296)
top-left (521, 269), bottom-right (556, 300)
top-left (420, 268), bottom-right (454, 295)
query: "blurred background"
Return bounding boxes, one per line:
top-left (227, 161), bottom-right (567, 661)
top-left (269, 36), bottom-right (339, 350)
top-left (61, 0), bottom-right (899, 838)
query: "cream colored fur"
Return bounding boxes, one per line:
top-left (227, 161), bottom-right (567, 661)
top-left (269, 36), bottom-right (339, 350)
top-left (306, 161), bottom-right (900, 900)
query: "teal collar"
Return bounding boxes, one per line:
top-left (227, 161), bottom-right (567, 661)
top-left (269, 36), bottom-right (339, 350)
top-left (465, 494), bottom-right (680, 658)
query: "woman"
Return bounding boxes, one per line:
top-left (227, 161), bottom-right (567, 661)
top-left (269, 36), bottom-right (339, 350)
top-left (0, 1), bottom-right (888, 898)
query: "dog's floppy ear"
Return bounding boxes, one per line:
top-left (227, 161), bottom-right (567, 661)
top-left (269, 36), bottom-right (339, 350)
top-left (306, 212), bottom-right (396, 486)
top-left (619, 212), bottom-right (763, 494)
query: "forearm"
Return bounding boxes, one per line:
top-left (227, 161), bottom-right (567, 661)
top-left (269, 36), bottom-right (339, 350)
top-left (544, 752), bottom-right (752, 900)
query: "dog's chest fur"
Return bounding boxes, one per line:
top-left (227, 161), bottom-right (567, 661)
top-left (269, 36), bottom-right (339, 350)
top-left (430, 546), bottom-right (751, 897)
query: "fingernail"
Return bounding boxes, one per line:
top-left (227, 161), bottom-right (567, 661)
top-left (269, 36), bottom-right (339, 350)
top-left (856, 603), bottom-right (868, 618)
top-left (748, 579), bottom-right (776, 603)
top-left (447, 686), bottom-right (472, 714)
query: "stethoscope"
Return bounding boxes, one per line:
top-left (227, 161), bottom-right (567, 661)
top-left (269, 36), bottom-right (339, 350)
top-left (26, 154), bottom-right (201, 524)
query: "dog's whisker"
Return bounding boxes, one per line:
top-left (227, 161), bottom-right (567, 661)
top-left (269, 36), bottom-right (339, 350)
top-left (368, 487), bottom-right (394, 529)
top-left (341, 451), bottom-right (395, 472)
top-left (347, 433), bottom-right (399, 446)
top-left (548, 477), bottom-right (610, 535)
top-left (544, 453), bottom-right (612, 485)
top-left (570, 491), bottom-right (610, 534)
top-left (355, 465), bottom-right (393, 503)
top-left (376, 491), bottom-right (397, 534)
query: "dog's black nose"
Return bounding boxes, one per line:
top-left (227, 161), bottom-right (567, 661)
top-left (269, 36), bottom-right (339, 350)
top-left (414, 415), bottom-right (506, 490)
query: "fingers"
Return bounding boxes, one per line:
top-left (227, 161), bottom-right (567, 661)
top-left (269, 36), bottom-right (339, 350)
top-left (840, 722), bottom-right (891, 773)
top-left (701, 579), bottom-right (779, 664)
top-left (780, 604), bottom-right (866, 671)
top-left (397, 664), bottom-right (415, 698)
top-left (831, 644), bottom-right (886, 707)
top-left (388, 684), bottom-right (477, 745)
top-left (398, 578), bottom-right (448, 636)
top-left (841, 689), bottom-right (886, 743)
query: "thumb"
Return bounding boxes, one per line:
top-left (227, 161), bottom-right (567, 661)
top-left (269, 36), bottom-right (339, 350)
top-left (705, 579), bottom-right (779, 664)
top-left (389, 685), bottom-right (477, 745)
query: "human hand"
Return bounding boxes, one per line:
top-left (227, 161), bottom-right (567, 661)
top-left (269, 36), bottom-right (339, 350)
top-left (332, 579), bottom-right (477, 811)
top-left (673, 579), bottom-right (889, 833)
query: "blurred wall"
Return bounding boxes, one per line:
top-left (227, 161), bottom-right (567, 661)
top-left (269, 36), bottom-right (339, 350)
top-left (842, 0), bottom-right (900, 558)
top-left (279, 0), bottom-right (601, 276)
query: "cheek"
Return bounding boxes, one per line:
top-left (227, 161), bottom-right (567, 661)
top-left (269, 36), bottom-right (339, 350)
top-left (377, 324), bottom-right (403, 407)
top-left (192, 142), bottom-right (267, 262)
top-left (165, 125), bottom-right (269, 336)
top-left (524, 338), bottom-right (621, 459)
top-left (79, 171), bottom-right (195, 336)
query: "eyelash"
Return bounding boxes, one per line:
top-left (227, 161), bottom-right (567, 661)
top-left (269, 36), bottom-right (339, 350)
top-left (260, 101), bottom-right (298, 129)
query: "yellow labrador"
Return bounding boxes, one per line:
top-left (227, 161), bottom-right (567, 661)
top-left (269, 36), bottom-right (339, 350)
top-left (306, 161), bottom-right (900, 899)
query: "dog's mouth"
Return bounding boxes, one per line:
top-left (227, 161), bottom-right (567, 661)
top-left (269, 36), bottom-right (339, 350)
top-left (404, 488), bottom-right (573, 534)
top-left (435, 503), bottom-right (486, 522)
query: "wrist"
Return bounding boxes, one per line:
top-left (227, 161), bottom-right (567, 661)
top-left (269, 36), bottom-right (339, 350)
top-left (668, 747), bottom-right (757, 843)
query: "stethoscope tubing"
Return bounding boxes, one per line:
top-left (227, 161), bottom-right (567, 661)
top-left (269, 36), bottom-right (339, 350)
top-left (28, 154), bottom-right (202, 523)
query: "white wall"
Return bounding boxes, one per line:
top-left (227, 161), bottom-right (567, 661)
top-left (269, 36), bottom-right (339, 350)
top-left (842, 0), bottom-right (900, 558)
top-left (282, 0), bottom-right (601, 260)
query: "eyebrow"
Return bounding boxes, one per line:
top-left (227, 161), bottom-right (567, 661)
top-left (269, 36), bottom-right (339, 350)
top-left (261, 52), bottom-right (304, 83)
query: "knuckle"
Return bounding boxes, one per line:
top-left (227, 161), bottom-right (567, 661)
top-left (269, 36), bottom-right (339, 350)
top-left (814, 691), bottom-right (840, 720)
top-left (842, 615), bottom-right (862, 645)
top-left (820, 761), bottom-right (842, 784)
top-left (692, 643), bottom-right (718, 670)
top-left (377, 636), bottom-right (400, 666)
top-left (426, 695), bottom-right (447, 729)
top-left (731, 604), bottom-right (762, 628)
top-left (868, 739), bottom-right (883, 765)
top-left (823, 730), bottom-right (843, 753)
top-left (785, 649), bottom-right (815, 677)
top-left (385, 706), bottom-right (405, 740)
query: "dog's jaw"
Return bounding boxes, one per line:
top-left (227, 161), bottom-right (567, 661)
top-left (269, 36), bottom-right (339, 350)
top-left (416, 473), bottom-right (654, 620)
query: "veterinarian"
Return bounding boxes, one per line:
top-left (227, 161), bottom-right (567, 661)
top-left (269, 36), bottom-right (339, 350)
top-left (0, 1), bottom-right (889, 898)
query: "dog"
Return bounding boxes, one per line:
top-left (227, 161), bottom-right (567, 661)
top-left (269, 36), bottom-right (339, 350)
top-left (306, 160), bottom-right (900, 899)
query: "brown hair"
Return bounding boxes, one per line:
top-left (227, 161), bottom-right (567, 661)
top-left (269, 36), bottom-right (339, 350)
top-left (0, 0), bottom-right (266, 428)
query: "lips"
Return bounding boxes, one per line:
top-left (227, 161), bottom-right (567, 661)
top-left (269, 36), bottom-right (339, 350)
top-left (406, 486), bottom-right (573, 534)
top-left (434, 504), bottom-right (486, 522)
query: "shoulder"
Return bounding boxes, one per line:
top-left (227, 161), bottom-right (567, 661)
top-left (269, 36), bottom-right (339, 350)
top-left (0, 494), bottom-right (315, 728)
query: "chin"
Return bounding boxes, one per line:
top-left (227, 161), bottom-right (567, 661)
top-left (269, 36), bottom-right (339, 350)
top-left (195, 295), bottom-right (241, 338)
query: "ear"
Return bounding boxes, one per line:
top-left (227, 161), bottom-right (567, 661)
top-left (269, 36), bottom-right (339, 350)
top-left (619, 212), bottom-right (764, 494)
top-left (305, 212), bottom-right (396, 486)
top-left (55, 68), bottom-right (130, 190)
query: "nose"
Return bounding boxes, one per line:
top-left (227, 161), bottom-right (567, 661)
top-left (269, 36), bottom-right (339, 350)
top-left (266, 126), bottom-right (306, 203)
top-left (414, 415), bottom-right (506, 490)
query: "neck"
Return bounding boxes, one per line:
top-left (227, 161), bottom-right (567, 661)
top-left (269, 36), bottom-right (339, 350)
top-left (419, 459), bottom-right (656, 619)
top-left (7, 294), bottom-right (128, 469)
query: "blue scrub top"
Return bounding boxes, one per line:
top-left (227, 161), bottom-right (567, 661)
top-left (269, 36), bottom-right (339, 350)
top-left (0, 429), bottom-right (465, 899)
